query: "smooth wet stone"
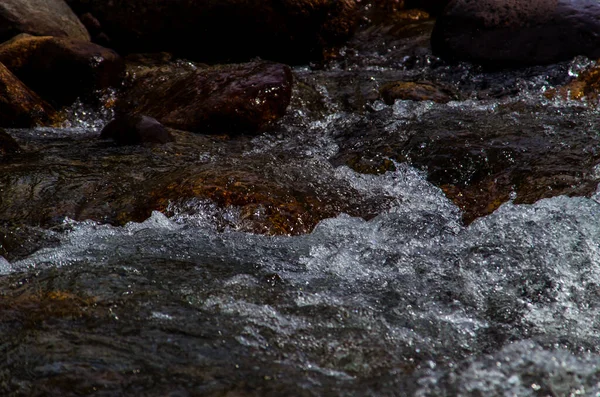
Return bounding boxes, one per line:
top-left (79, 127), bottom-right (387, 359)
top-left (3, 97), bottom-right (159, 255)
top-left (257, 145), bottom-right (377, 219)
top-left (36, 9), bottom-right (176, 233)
top-left (65, 0), bottom-right (357, 63)
top-left (380, 81), bottom-right (456, 104)
top-left (100, 114), bottom-right (174, 146)
top-left (0, 128), bottom-right (21, 156)
top-left (0, 63), bottom-right (57, 128)
top-left (0, 35), bottom-right (124, 107)
top-left (118, 61), bottom-right (293, 135)
top-left (432, 0), bottom-right (600, 67)
top-left (0, 0), bottom-right (90, 43)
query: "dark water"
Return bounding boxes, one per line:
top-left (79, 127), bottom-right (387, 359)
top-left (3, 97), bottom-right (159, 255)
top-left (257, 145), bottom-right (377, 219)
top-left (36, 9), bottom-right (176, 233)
top-left (1, 16), bottom-right (600, 396)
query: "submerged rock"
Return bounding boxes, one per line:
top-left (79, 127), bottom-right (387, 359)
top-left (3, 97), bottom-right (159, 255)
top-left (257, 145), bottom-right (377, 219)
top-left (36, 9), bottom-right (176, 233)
top-left (432, 0), bottom-right (600, 67)
top-left (0, 34), bottom-right (124, 107)
top-left (65, 0), bottom-right (357, 63)
top-left (380, 81), bottom-right (456, 104)
top-left (119, 61), bottom-right (293, 135)
top-left (100, 114), bottom-right (174, 146)
top-left (0, 0), bottom-right (90, 43)
top-left (0, 63), bottom-right (57, 128)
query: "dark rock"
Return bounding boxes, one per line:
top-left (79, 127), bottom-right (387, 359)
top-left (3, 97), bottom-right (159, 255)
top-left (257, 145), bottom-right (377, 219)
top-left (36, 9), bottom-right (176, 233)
top-left (0, 62), bottom-right (58, 128)
top-left (0, 0), bottom-right (90, 43)
top-left (0, 128), bottom-right (21, 155)
top-left (405, 0), bottom-right (450, 15)
top-left (100, 114), bottom-right (174, 146)
top-left (432, 0), bottom-right (600, 68)
top-left (118, 61), bottom-right (293, 135)
top-left (65, 0), bottom-right (357, 63)
top-left (0, 34), bottom-right (124, 107)
top-left (380, 81), bottom-right (456, 104)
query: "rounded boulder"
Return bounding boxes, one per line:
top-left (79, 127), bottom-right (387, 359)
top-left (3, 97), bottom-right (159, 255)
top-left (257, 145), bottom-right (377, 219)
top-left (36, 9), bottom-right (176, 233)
top-left (432, 0), bottom-right (600, 67)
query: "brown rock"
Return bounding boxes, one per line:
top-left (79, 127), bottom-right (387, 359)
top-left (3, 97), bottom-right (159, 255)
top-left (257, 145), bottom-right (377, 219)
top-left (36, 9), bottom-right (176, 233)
top-left (0, 35), bottom-right (124, 107)
top-left (0, 62), bottom-right (57, 127)
top-left (65, 0), bottom-right (357, 63)
top-left (0, 0), bottom-right (90, 43)
top-left (545, 65), bottom-right (600, 102)
top-left (380, 81), bottom-right (455, 104)
top-left (100, 114), bottom-right (175, 146)
top-left (118, 61), bottom-right (293, 134)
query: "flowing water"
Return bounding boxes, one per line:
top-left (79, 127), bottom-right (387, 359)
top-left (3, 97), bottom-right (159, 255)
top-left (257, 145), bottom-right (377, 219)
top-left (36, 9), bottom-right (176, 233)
top-left (1, 17), bottom-right (600, 396)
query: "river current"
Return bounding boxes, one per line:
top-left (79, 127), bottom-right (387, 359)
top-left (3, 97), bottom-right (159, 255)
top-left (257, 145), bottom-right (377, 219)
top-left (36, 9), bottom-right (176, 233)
top-left (2, 17), bottom-right (600, 396)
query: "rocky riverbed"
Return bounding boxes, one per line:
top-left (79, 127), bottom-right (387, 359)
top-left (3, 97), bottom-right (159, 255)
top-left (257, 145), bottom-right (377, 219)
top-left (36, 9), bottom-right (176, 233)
top-left (2, 0), bottom-right (600, 396)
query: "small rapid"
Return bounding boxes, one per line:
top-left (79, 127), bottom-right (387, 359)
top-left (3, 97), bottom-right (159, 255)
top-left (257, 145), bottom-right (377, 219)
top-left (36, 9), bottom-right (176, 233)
top-left (6, 160), bottom-right (600, 395)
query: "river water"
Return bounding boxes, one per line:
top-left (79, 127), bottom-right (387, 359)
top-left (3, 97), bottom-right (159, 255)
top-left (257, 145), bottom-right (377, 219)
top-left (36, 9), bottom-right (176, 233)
top-left (1, 17), bottom-right (600, 396)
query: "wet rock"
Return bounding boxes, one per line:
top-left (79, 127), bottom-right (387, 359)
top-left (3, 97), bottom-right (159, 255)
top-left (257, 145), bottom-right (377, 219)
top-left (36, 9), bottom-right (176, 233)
top-left (431, 0), bottom-right (600, 67)
top-left (545, 63), bottom-right (600, 102)
top-left (100, 114), bottom-right (174, 146)
top-left (0, 34), bottom-right (124, 107)
top-left (0, 130), bottom-right (394, 235)
top-left (118, 61), bottom-right (293, 135)
top-left (0, 63), bottom-right (57, 128)
top-left (0, 129), bottom-right (21, 156)
top-left (404, 0), bottom-right (450, 15)
top-left (380, 81), bottom-right (456, 104)
top-left (332, 99), bottom-right (600, 224)
top-left (65, 0), bottom-right (357, 63)
top-left (0, 0), bottom-right (90, 43)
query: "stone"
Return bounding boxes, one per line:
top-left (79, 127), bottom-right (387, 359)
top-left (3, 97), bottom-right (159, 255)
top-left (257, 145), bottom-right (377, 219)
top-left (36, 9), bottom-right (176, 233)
top-left (380, 81), bottom-right (456, 104)
top-left (118, 61), bottom-right (293, 135)
top-left (0, 0), bottom-right (89, 43)
top-left (404, 0), bottom-right (450, 15)
top-left (0, 34), bottom-right (125, 107)
top-left (0, 62), bottom-right (57, 128)
top-left (100, 114), bottom-right (175, 146)
top-left (65, 0), bottom-right (357, 63)
top-left (431, 0), bottom-right (600, 67)
top-left (545, 64), bottom-right (600, 102)
top-left (0, 128), bottom-right (21, 155)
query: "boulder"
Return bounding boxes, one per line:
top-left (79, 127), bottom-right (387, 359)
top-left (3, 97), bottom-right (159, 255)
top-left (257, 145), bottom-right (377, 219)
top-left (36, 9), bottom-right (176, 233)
top-left (118, 61), bottom-right (293, 134)
top-left (0, 0), bottom-right (89, 43)
top-left (0, 34), bottom-right (124, 107)
top-left (65, 0), bottom-right (357, 63)
top-left (0, 63), bottom-right (57, 128)
top-left (100, 114), bottom-right (174, 146)
top-left (431, 0), bottom-right (600, 67)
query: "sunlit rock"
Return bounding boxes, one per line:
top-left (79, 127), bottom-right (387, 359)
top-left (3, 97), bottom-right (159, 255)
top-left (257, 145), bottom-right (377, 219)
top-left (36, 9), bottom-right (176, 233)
top-left (118, 61), bottom-right (293, 135)
top-left (65, 0), bottom-right (357, 63)
top-left (0, 34), bottom-right (124, 107)
top-left (0, 0), bottom-right (89, 43)
top-left (0, 62), bottom-right (57, 127)
top-left (100, 114), bottom-right (174, 146)
top-left (545, 63), bottom-right (600, 102)
top-left (432, 0), bottom-right (600, 67)
top-left (380, 80), bottom-right (456, 104)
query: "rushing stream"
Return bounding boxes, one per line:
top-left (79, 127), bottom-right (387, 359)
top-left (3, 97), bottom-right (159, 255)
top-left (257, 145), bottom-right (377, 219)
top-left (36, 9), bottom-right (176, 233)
top-left (1, 15), bottom-right (600, 396)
